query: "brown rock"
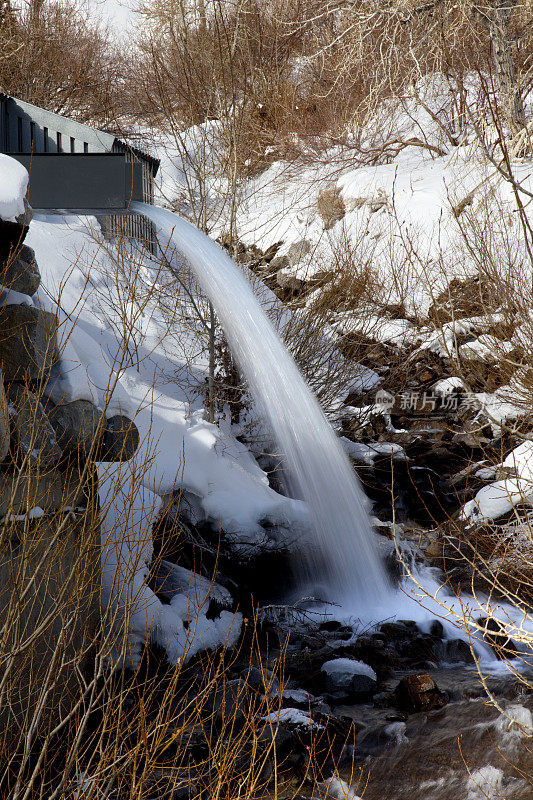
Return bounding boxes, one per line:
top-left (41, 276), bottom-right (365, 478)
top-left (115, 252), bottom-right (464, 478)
top-left (394, 672), bottom-right (447, 713)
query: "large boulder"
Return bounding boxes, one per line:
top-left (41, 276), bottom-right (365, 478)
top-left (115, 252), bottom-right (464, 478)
top-left (394, 672), bottom-right (447, 712)
top-left (47, 399), bottom-right (103, 456)
top-left (100, 414), bottom-right (139, 461)
top-left (0, 244), bottom-right (40, 296)
top-left (0, 469), bottom-right (64, 516)
top-left (7, 383), bottom-right (62, 468)
top-left (0, 305), bottom-right (57, 380)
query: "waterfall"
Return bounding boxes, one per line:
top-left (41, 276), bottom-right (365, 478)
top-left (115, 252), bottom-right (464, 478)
top-left (132, 202), bottom-right (392, 609)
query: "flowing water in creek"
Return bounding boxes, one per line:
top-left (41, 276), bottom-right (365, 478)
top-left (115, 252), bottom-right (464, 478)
top-left (127, 205), bottom-right (533, 799)
top-left (133, 203), bottom-right (533, 668)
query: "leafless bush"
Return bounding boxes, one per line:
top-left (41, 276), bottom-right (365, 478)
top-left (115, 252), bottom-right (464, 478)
top-left (0, 0), bottom-right (126, 127)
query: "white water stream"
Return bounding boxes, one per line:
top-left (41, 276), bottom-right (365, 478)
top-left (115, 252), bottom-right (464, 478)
top-left (133, 202), bottom-right (391, 609)
top-left (133, 203), bottom-right (533, 667)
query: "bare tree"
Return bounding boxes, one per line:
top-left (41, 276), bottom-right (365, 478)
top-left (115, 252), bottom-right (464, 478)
top-left (473, 0), bottom-right (526, 134)
top-left (0, 0), bottom-right (125, 127)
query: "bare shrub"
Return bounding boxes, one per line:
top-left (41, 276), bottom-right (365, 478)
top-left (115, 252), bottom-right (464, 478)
top-left (317, 186), bottom-right (346, 231)
top-left (0, 0), bottom-right (125, 127)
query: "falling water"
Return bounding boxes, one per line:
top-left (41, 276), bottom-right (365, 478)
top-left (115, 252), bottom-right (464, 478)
top-left (133, 202), bottom-right (391, 609)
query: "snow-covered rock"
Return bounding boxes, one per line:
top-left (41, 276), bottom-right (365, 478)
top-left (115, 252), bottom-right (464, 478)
top-left (0, 154), bottom-right (28, 222)
top-left (461, 441), bottom-right (533, 523)
top-left (321, 657), bottom-right (377, 700)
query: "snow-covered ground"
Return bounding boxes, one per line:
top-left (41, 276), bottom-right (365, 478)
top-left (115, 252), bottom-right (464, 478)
top-left (149, 77), bottom-right (533, 318)
top-left (27, 215), bottom-right (309, 665)
top-left (3, 70), bottom-right (533, 666)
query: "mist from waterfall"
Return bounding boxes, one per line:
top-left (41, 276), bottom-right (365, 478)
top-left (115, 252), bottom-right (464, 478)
top-left (133, 202), bottom-right (392, 610)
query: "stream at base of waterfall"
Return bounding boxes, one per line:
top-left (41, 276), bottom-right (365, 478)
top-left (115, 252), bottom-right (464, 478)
top-left (133, 203), bottom-right (532, 670)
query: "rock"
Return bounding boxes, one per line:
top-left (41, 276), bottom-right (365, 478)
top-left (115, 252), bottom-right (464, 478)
top-left (309, 269), bottom-right (335, 289)
top-left (7, 384), bottom-right (62, 467)
top-left (349, 635), bottom-right (400, 675)
top-left (205, 678), bottom-right (249, 727)
top-left (427, 276), bottom-right (497, 325)
top-left (441, 638), bottom-right (475, 664)
top-left (0, 220), bottom-right (28, 262)
top-left (0, 305), bottom-right (57, 380)
top-left (267, 255), bottom-right (290, 272)
top-left (319, 620), bottom-right (343, 633)
top-left (373, 691), bottom-right (395, 708)
top-left (404, 634), bottom-right (437, 663)
top-left (276, 272), bottom-right (306, 294)
top-left (261, 241), bottom-right (283, 263)
top-left (379, 622), bottom-right (412, 640)
top-left (429, 620), bottom-right (444, 638)
top-left (15, 201), bottom-right (33, 229)
top-left (0, 244), bottom-right (40, 295)
top-left (321, 658), bottom-right (377, 702)
top-left (478, 617), bottom-right (518, 660)
top-left (243, 665), bottom-right (280, 695)
top-left (100, 415), bottom-right (139, 461)
top-left (394, 673), bottom-right (447, 713)
top-left (279, 688), bottom-right (314, 709)
top-left (0, 371), bottom-right (9, 461)
top-left (287, 239), bottom-right (312, 265)
top-left (256, 720), bottom-right (295, 757)
top-left (0, 469), bottom-right (64, 515)
top-left (425, 539), bottom-right (444, 559)
top-left (47, 399), bottom-right (103, 456)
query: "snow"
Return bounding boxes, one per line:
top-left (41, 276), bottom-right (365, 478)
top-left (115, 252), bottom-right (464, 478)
top-left (279, 688), bottom-right (311, 705)
top-left (475, 388), bottom-right (527, 432)
top-left (502, 441), bottom-right (533, 483)
top-left (261, 708), bottom-right (322, 729)
top-left (1, 506), bottom-right (44, 523)
top-left (461, 441), bottom-right (533, 523)
top-left (466, 766), bottom-right (504, 800)
top-left (461, 478), bottom-right (533, 523)
top-left (433, 377), bottom-right (468, 395)
top-left (331, 313), bottom-right (416, 347)
top-left (459, 335), bottom-right (514, 363)
top-left (23, 211), bottom-right (307, 667)
top-left (0, 287), bottom-right (34, 306)
top-left (99, 460), bottom-right (242, 668)
top-left (320, 658), bottom-right (377, 681)
top-left (341, 437), bottom-right (405, 466)
top-left (0, 155), bottom-right (28, 222)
